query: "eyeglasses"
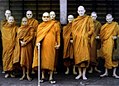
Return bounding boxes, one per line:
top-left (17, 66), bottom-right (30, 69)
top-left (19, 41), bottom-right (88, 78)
top-left (43, 16), bottom-right (49, 18)
top-left (27, 14), bottom-right (32, 15)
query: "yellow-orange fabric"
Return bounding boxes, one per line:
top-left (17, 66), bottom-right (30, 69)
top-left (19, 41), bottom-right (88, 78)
top-left (1, 23), bottom-right (18, 71)
top-left (100, 22), bottom-right (119, 69)
top-left (90, 20), bottom-right (102, 65)
top-left (63, 22), bottom-right (73, 59)
top-left (72, 15), bottom-right (94, 68)
top-left (13, 25), bottom-right (34, 69)
top-left (32, 20), bottom-right (60, 71)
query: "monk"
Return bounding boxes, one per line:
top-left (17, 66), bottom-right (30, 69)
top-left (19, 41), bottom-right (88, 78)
top-left (1, 10), bottom-right (11, 27)
top-left (26, 10), bottom-right (39, 73)
top-left (63, 15), bottom-right (77, 75)
top-left (13, 17), bottom-right (34, 81)
top-left (1, 16), bottom-right (18, 78)
top-left (72, 6), bottom-right (94, 80)
top-left (50, 11), bottom-right (61, 74)
top-left (32, 12), bottom-right (60, 84)
top-left (26, 10), bottom-right (39, 32)
top-left (88, 12), bottom-right (102, 73)
top-left (100, 14), bottom-right (119, 78)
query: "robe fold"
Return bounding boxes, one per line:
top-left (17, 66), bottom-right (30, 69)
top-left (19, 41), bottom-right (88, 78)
top-left (100, 22), bottom-right (119, 69)
top-left (1, 23), bottom-right (17, 71)
top-left (90, 20), bottom-right (102, 65)
top-left (72, 15), bottom-right (94, 67)
top-left (32, 20), bottom-right (60, 71)
top-left (13, 25), bottom-right (34, 69)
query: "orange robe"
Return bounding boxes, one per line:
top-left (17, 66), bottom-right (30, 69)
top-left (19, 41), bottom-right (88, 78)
top-left (90, 20), bottom-right (102, 65)
top-left (1, 23), bottom-right (18, 71)
top-left (13, 25), bottom-right (34, 69)
top-left (28, 18), bottom-right (39, 45)
top-left (63, 22), bottom-right (73, 66)
top-left (72, 15), bottom-right (94, 68)
top-left (32, 20), bottom-right (60, 71)
top-left (100, 22), bottom-right (119, 69)
top-left (28, 18), bottom-right (38, 31)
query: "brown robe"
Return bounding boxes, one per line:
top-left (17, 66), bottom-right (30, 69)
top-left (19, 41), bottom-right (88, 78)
top-left (13, 25), bottom-right (34, 69)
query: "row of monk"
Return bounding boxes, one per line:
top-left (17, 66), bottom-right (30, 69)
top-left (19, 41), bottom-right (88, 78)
top-left (1, 5), bottom-right (119, 84)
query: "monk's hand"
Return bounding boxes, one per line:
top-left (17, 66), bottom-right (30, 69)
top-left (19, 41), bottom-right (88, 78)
top-left (55, 45), bottom-right (60, 49)
top-left (70, 40), bottom-right (73, 43)
top-left (20, 41), bottom-right (26, 46)
top-left (95, 36), bottom-right (100, 39)
top-left (36, 43), bottom-right (40, 46)
top-left (113, 36), bottom-right (117, 40)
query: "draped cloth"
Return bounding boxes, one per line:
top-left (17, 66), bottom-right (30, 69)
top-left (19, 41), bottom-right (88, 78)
top-left (63, 22), bottom-right (74, 67)
top-left (90, 20), bottom-right (102, 65)
top-left (1, 23), bottom-right (17, 71)
top-left (100, 22), bottom-right (119, 69)
top-left (72, 15), bottom-right (94, 68)
top-left (32, 20), bottom-right (60, 71)
top-left (13, 25), bottom-right (34, 69)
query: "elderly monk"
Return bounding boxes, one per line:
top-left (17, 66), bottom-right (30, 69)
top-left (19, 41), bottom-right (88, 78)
top-left (1, 10), bottom-right (11, 27)
top-left (13, 17), bottom-right (34, 81)
top-left (1, 16), bottom-right (18, 78)
top-left (26, 10), bottom-right (39, 74)
top-left (100, 14), bottom-right (119, 78)
top-left (49, 11), bottom-right (60, 74)
top-left (26, 10), bottom-right (39, 32)
top-left (32, 12), bottom-right (60, 84)
top-left (72, 6), bottom-right (94, 80)
top-left (63, 15), bottom-right (77, 75)
top-left (88, 12), bottom-right (102, 73)
top-left (0, 10), bottom-right (12, 74)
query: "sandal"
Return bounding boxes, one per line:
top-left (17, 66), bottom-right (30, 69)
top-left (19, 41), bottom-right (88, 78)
top-left (49, 79), bottom-right (56, 84)
top-left (39, 79), bottom-right (45, 83)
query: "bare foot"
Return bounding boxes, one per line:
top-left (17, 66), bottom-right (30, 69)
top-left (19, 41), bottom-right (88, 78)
top-left (27, 75), bottom-right (32, 81)
top-left (95, 67), bottom-right (101, 73)
top-left (5, 74), bottom-right (9, 78)
top-left (75, 74), bottom-right (82, 80)
top-left (100, 73), bottom-right (108, 77)
top-left (10, 74), bottom-right (15, 78)
top-left (113, 74), bottom-right (119, 79)
top-left (73, 71), bottom-right (77, 75)
top-left (65, 70), bottom-right (69, 75)
top-left (82, 75), bottom-right (87, 80)
top-left (19, 75), bottom-right (25, 81)
top-left (88, 69), bottom-right (93, 73)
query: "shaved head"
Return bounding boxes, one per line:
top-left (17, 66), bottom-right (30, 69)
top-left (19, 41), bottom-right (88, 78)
top-left (42, 12), bottom-right (50, 22)
top-left (91, 12), bottom-right (97, 20)
top-left (68, 15), bottom-right (74, 23)
top-left (106, 14), bottom-right (113, 23)
top-left (77, 6), bottom-right (86, 16)
top-left (21, 17), bottom-right (28, 25)
top-left (5, 10), bottom-right (11, 20)
top-left (50, 11), bottom-right (56, 20)
top-left (26, 10), bottom-right (33, 19)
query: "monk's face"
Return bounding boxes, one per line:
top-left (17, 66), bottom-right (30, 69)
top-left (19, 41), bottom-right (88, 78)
top-left (106, 15), bottom-right (113, 23)
top-left (5, 10), bottom-right (11, 20)
top-left (77, 6), bottom-right (85, 16)
top-left (26, 11), bottom-right (33, 19)
top-left (42, 12), bottom-right (50, 22)
top-left (91, 13), bottom-right (97, 20)
top-left (21, 18), bottom-right (28, 26)
top-left (8, 16), bottom-right (14, 25)
top-left (68, 15), bottom-right (74, 23)
top-left (50, 12), bottom-right (56, 20)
